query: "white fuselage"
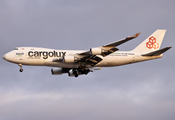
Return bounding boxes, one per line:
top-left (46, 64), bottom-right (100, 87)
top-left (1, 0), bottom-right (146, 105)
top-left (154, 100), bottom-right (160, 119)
top-left (3, 47), bottom-right (162, 68)
top-left (2, 30), bottom-right (169, 77)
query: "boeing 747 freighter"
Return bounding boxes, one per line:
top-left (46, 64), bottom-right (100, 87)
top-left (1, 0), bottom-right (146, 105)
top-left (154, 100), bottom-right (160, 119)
top-left (3, 29), bottom-right (171, 77)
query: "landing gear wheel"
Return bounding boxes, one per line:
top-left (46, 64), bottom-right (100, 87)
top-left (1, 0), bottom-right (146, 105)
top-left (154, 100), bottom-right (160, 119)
top-left (75, 74), bottom-right (78, 77)
top-left (18, 64), bottom-right (23, 72)
top-left (19, 69), bottom-right (23, 72)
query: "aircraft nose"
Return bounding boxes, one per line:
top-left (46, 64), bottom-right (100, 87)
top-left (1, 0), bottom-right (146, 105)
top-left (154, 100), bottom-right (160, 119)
top-left (3, 54), bottom-right (6, 60)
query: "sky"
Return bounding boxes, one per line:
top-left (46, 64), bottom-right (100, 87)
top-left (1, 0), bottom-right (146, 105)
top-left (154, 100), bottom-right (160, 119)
top-left (0, 0), bottom-right (175, 120)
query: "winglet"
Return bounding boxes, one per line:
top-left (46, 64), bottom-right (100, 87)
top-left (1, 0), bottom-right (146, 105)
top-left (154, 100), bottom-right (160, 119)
top-left (131, 32), bottom-right (141, 38)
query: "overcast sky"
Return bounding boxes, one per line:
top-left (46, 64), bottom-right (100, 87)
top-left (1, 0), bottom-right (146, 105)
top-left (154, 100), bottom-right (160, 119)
top-left (0, 0), bottom-right (175, 120)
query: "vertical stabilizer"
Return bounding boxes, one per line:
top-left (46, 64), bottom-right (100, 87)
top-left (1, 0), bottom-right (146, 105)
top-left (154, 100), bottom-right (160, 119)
top-left (132, 29), bottom-right (166, 52)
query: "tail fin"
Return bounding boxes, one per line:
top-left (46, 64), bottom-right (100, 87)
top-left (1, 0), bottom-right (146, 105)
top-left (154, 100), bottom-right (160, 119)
top-left (132, 29), bottom-right (166, 52)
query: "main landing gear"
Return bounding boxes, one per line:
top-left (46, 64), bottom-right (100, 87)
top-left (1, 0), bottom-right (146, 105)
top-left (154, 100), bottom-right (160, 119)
top-left (18, 64), bottom-right (23, 72)
top-left (74, 66), bottom-right (90, 77)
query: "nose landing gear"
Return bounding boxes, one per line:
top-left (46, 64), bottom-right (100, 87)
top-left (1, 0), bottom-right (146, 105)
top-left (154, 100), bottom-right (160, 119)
top-left (18, 64), bottom-right (23, 72)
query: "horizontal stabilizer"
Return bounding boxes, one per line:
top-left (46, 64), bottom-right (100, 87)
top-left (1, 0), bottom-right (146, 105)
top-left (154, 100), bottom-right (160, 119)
top-left (142, 47), bottom-right (171, 56)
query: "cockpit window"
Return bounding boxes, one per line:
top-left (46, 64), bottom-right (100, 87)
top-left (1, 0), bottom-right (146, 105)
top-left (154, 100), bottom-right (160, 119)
top-left (14, 48), bottom-right (18, 50)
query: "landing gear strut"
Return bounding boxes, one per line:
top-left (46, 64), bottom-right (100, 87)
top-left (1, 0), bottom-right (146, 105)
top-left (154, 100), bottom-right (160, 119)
top-left (18, 64), bottom-right (23, 72)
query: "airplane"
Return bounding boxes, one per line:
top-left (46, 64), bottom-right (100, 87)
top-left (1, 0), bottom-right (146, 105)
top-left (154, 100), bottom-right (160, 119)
top-left (3, 29), bottom-right (171, 77)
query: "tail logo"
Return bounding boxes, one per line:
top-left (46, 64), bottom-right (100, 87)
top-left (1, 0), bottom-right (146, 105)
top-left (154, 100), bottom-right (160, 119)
top-left (146, 36), bottom-right (159, 49)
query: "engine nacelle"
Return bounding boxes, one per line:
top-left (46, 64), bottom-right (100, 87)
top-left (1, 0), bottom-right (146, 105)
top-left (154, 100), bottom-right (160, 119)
top-left (51, 68), bottom-right (63, 75)
top-left (63, 56), bottom-right (79, 63)
top-left (90, 48), bottom-right (107, 55)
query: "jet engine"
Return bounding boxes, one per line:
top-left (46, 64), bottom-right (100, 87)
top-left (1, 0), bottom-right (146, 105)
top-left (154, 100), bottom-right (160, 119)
top-left (90, 48), bottom-right (107, 55)
top-left (63, 56), bottom-right (79, 63)
top-left (51, 68), bottom-right (63, 75)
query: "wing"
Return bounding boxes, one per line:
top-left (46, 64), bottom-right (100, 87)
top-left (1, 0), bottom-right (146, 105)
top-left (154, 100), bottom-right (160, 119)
top-left (51, 33), bottom-right (140, 77)
top-left (53, 32), bottom-right (140, 67)
top-left (79, 32), bottom-right (140, 57)
top-left (103, 33), bottom-right (140, 47)
top-left (52, 54), bottom-right (103, 67)
top-left (78, 55), bottom-right (103, 67)
top-left (75, 32), bottom-right (140, 66)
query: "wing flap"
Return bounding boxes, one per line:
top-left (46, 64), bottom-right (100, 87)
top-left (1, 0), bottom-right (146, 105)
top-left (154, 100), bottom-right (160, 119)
top-left (81, 55), bottom-right (103, 66)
